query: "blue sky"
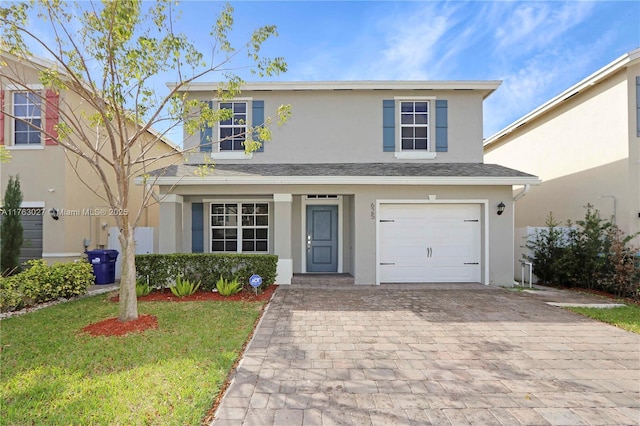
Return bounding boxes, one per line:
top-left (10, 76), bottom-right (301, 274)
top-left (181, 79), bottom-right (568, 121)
top-left (172, 0), bottom-right (639, 138)
top-left (20, 0), bottom-right (640, 140)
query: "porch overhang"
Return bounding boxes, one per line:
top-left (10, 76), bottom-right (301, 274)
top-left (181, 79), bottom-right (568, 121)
top-left (135, 163), bottom-right (541, 187)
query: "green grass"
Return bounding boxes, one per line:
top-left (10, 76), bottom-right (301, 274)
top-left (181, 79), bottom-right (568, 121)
top-left (0, 294), bottom-right (266, 425)
top-left (568, 304), bottom-right (640, 334)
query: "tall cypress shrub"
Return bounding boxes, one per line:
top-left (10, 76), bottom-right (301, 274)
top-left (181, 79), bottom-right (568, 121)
top-left (1, 175), bottom-right (24, 275)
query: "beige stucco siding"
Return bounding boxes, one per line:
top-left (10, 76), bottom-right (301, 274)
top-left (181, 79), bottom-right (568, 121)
top-left (183, 89), bottom-right (486, 164)
top-left (486, 70), bottom-right (629, 181)
top-left (162, 184), bottom-right (516, 286)
top-left (1, 145), bottom-right (67, 258)
top-left (485, 67), bottom-right (639, 241)
top-left (1, 55), bottom-right (178, 263)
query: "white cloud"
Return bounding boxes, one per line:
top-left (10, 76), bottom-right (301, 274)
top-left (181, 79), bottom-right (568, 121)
top-left (373, 6), bottom-right (452, 79)
top-left (484, 29), bottom-right (617, 138)
top-left (494, 2), bottom-right (596, 54)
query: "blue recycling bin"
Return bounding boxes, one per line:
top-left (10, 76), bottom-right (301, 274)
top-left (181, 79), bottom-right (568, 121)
top-left (86, 249), bottom-right (119, 284)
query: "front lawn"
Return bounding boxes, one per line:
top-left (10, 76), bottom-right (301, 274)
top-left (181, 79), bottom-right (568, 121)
top-left (568, 305), bottom-right (640, 334)
top-left (0, 294), bottom-right (266, 425)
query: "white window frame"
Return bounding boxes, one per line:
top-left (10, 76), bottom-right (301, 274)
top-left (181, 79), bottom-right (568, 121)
top-left (394, 96), bottom-right (436, 160)
top-left (11, 88), bottom-right (43, 147)
top-left (209, 201), bottom-right (269, 254)
top-left (207, 98), bottom-right (253, 160)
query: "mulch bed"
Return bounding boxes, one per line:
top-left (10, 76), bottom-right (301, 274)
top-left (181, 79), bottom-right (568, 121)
top-left (82, 314), bottom-right (159, 337)
top-left (83, 285), bottom-right (278, 337)
top-left (109, 284), bottom-right (277, 303)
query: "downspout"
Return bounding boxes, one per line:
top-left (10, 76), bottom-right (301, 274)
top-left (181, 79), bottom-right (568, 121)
top-left (512, 184), bottom-right (530, 287)
top-left (513, 184), bottom-right (530, 202)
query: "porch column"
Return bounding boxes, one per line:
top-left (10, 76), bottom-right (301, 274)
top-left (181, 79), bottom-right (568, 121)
top-left (159, 194), bottom-right (183, 253)
top-left (273, 193), bottom-right (293, 284)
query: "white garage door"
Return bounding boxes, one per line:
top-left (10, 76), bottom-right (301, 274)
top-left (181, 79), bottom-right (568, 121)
top-left (379, 203), bottom-right (481, 283)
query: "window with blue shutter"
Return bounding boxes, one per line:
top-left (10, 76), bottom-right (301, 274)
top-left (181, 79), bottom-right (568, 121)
top-left (199, 101), bottom-right (213, 152)
top-left (252, 100), bottom-right (265, 152)
top-left (219, 102), bottom-right (247, 151)
top-left (383, 100), bottom-right (395, 152)
top-left (435, 99), bottom-right (448, 152)
top-left (191, 203), bottom-right (204, 253)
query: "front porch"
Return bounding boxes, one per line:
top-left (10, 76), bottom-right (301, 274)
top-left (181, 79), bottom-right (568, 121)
top-left (290, 273), bottom-right (355, 286)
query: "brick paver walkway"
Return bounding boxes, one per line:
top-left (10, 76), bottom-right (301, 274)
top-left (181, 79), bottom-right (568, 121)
top-left (212, 284), bottom-right (640, 425)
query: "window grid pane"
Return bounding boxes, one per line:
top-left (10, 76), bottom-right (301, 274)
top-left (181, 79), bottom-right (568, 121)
top-left (241, 203), bottom-right (269, 253)
top-left (13, 92), bottom-right (42, 145)
top-left (399, 101), bottom-right (429, 151)
top-left (210, 202), bottom-right (268, 253)
top-left (218, 101), bottom-right (247, 152)
top-left (210, 203), bottom-right (239, 252)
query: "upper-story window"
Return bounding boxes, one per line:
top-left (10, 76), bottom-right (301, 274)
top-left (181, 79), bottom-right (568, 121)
top-left (400, 101), bottom-right (429, 151)
top-left (219, 102), bottom-right (247, 151)
top-left (383, 97), bottom-right (444, 159)
top-left (13, 92), bottom-right (42, 145)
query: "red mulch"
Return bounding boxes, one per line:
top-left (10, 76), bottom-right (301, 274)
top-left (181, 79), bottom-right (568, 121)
top-left (82, 314), bottom-right (159, 337)
top-left (85, 285), bottom-right (277, 338)
top-left (109, 284), bottom-right (277, 303)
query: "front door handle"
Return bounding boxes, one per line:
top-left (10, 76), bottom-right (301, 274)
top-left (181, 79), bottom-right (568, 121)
top-left (307, 234), bottom-right (311, 251)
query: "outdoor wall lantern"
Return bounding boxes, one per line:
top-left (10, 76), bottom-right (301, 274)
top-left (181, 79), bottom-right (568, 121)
top-left (497, 202), bottom-right (505, 216)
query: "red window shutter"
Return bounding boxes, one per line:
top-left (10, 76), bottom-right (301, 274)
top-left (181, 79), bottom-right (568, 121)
top-left (44, 89), bottom-right (59, 145)
top-left (0, 90), bottom-right (5, 145)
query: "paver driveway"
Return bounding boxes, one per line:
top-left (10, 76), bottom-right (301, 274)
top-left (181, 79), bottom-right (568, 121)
top-left (213, 284), bottom-right (640, 425)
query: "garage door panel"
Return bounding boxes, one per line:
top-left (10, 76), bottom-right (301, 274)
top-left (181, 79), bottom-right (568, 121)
top-left (379, 203), bottom-right (481, 283)
top-left (429, 266), bottom-right (479, 282)
top-left (380, 265), bottom-right (427, 283)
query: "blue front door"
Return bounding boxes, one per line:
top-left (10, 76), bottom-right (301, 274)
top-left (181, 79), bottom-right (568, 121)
top-left (306, 205), bottom-right (338, 272)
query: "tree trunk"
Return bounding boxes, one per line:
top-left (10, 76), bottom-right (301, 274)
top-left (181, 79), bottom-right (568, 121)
top-left (118, 222), bottom-right (138, 322)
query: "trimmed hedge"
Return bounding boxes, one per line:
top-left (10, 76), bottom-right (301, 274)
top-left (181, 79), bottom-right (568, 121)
top-left (135, 253), bottom-right (278, 291)
top-left (0, 259), bottom-right (95, 312)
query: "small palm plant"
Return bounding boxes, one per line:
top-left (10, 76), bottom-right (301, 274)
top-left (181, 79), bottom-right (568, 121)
top-left (170, 274), bottom-right (201, 297)
top-left (135, 277), bottom-right (152, 297)
top-left (216, 276), bottom-right (242, 296)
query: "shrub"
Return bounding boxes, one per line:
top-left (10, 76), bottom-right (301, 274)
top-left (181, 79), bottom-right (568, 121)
top-left (527, 205), bottom-right (639, 300)
top-left (562, 205), bottom-right (613, 290)
top-left (136, 278), bottom-right (152, 297)
top-left (525, 213), bottom-right (568, 284)
top-left (604, 227), bottom-right (640, 300)
top-left (0, 274), bottom-right (24, 312)
top-left (216, 276), bottom-right (242, 296)
top-left (0, 259), bottom-right (94, 312)
top-left (170, 275), bottom-right (201, 297)
top-left (1, 175), bottom-right (24, 276)
top-left (135, 253), bottom-right (277, 291)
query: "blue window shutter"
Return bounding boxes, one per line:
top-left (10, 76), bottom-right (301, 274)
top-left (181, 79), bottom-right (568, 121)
top-left (199, 101), bottom-right (213, 152)
top-left (252, 100), bottom-right (265, 152)
top-left (636, 77), bottom-right (640, 137)
top-left (383, 100), bottom-right (395, 152)
top-left (435, 99), bottom-right (448, 152)
top-left (191, 203), bottom-right (204, 253)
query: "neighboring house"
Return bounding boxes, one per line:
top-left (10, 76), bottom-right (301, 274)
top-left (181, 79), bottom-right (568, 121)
top-left (484, 49), bottom-right (640, 247)
top-left (146, 81), bottom-right (539, 286)
top-left (0, 53), bottom-right (177, 267)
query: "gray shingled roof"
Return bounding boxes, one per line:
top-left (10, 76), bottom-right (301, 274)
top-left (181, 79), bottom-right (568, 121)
top-left (148, 163), bottom-right (535, 178)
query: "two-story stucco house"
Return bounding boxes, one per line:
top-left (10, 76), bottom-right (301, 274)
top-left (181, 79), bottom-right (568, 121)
top-left (148, 81), bottom-right (539, 286)
top-left (485, 49), bottom-right (640, 245)
top-left (0, 53), bottom-right (177, 267)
